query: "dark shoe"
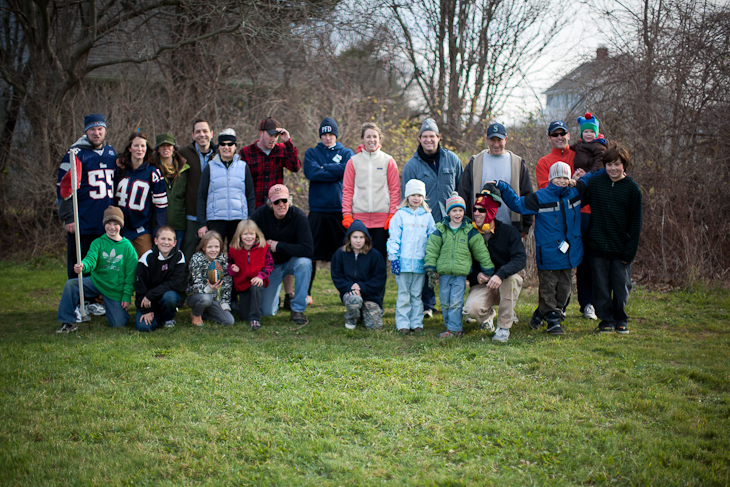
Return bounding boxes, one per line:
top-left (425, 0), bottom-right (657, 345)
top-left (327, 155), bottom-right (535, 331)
top-left (529, 308), bottom-right (543, 330)
top-left (250, 320), bottom-right (261, 331)
top-left (615, 323), bottom-right (629, 335)
top-left (282, 293), bottom-right (294, 310)
top-left (438, 330), bottom-right (463, 338)
top-left (56, 323), bottom-right (75, 334)
top-left (399, 328), bottom-right (411, 335)
top-left (291, 311), bottom-right (309, 325)
top-left (546, 322), bottom-right (565, 335)
top-left (596, 321), bottom-right (615, 333)
top-left (412, 327), bottom-right (423, 334)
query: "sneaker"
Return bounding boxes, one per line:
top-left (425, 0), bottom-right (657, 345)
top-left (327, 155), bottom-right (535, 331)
top-left (492, 327), bottom-right (510, 342)
top-left (74, 307), bottom-right (83, 323)
top-left (56, 323), bottom-right (71, 334)
top-left (438, 330), bottom-right (463, 338)
top-left (250, 320), bottom-right (261, 331)
top-left (291, 311), bottom-right (309, 325)
top-left (464, 316), bottom-right (477, 323)
top-left (399, 328), bottom-right (411, 335)
top-left (583, 304), bottom-right (598, 320)
top-left (86, 303), bottom-right (106, 316)
top-left (412, 327), bottom-right (423, 334)
top-left (529, 308), bottom-right (543, 330)
top-left (615, 323), bottom-right (629, 335)
top-left (546, 322), bottom-right (565, 335)
top-left (423, 309), bottom-right (434, 319)
top-left (191, 311), bottom-right (203, 327)
top-left (344, 320), bottom-right (357, 330)
top-left (163, 319), bottom-right (176, 328)
top-left (596, 321), bottom-right (614, 333)
top-left (306, 295), bottom-right (313, 306)
top-left (282, 293), bottom-right (294, 310)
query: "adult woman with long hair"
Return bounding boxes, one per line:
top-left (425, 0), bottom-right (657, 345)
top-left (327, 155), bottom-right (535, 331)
top-left (341, 122), bottom-right (400, 260)
top-left (115, 130), bottom-right (168, 256)
top-left (151, 133), bottom-right (189, 245)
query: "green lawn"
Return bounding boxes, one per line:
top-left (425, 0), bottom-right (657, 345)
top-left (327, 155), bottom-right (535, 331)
top-left (1, 257), bottom-right (729, 486)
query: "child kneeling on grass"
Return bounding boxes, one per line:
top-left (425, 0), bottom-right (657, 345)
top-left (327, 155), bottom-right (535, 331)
top-left (584, 142), bottom-right (642, 335)
top-left (331, 220), bottom-right (387, 330)
top-left (228, 220), bottom-right (274, 331)
top-left (56, 206), bottom-right (137, 333)
top-left (134, 225), bottom-right (186, 331)
top-left (496, 161), bottom-right (592, 335)
top-left (186, 231), bottom-right (234, 326)
top-left (424, 193), bottom-right (494, 338)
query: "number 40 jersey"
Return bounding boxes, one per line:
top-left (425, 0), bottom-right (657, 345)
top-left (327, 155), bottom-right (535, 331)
top-left (115, 161), bottom-right (168, 240)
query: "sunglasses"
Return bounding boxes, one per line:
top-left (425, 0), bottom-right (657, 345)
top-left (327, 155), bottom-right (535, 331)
top-left (272, 198), bottom-right (289, 206)
top-left (550, 132), bottom-right (567, 138)
top-left (219, 142), bottom-right (236, 147)
top-left (473, 208), bottom-right (487, 213)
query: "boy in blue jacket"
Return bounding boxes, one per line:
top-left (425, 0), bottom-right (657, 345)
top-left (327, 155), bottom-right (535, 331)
top-left (496, 162), bottom-right (592, 335)
top-left (330, 220), bottom-right (387, 330)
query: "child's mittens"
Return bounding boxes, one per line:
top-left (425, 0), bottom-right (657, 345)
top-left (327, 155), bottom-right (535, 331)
top-left (384, 213), bottom-right (395, 230)
top-left (390, 260), bottom-right (400, 276)
top-left (427, 270), bottom-right (438, 289)
top-left (342, 214), bottom-right (354, 229)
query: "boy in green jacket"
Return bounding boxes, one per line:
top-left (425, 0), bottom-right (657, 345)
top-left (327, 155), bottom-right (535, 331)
top-left (425, 193), bottom-right (494, 338)
top-left (56, 206), bottom-right (138, 333)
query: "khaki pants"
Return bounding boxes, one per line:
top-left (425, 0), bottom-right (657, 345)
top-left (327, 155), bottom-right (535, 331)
top-left (463, 274), bottom-right (523, 329)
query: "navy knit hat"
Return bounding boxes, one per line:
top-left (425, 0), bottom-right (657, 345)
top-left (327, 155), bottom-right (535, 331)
top-left (84, 113), bottom-right (107, 132)
top-left (319, 117), bottom-right (339, 138)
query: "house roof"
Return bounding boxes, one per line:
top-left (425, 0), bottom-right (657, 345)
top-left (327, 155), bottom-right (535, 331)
top-left (543, 48), bottom-right (627, 96)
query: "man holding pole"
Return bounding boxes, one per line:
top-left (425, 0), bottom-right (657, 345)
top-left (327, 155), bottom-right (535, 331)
top-left (57, 114), bottom-right (117, 280)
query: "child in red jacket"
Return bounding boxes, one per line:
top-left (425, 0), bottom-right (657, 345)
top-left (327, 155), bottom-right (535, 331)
top-left (228, 220), bottom-right (274, 330)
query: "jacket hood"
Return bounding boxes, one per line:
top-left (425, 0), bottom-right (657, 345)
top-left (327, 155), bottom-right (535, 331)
top-left (70, 135), bottom-right (97, 150)
top-left (346, 219), bottom-right (371, 241)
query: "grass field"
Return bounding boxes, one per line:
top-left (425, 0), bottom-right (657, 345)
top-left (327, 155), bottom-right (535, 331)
top-left (1, 257), bottom-right (729, 486)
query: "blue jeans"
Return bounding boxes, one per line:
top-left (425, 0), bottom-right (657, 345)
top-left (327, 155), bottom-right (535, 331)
top-left (439, 274), bottom-right (467, 332)
top-left (134, 290), bottom-right (181, 332)
top-left (57, 277), bottom-right (129, 328)
top-left (261, 257), bottom-right (312, 316)
top-left (395, 273), bottom-right (425, 330)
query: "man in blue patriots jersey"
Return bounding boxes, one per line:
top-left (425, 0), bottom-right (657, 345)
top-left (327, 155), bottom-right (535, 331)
top-left (115, 131), bottom-right (168, 257)
top-left (57, 113), bottom-right (117, 279)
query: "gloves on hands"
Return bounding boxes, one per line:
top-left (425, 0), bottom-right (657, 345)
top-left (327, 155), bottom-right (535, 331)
top-left (427, 270), bottom-right (438, 289)
top-left (384, 213), bottom-right (395, 230)
top-left (390, 260), bottom-right (400, 276)
top-left (342, 214), bottom-right (354, 229)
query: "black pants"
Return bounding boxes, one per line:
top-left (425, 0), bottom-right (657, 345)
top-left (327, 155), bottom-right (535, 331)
top-left (589, 255), bottom-right (632, 326)
top-left (207, 220), bottom-right (242, 249)
top-left (237, 285), bottom-right (264, 322)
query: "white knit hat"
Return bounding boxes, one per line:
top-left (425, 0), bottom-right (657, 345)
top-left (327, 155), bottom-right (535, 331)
top-left (549, 161), bottom-right (572, 181)
top-left (404, 179), bottom-right (426, 198)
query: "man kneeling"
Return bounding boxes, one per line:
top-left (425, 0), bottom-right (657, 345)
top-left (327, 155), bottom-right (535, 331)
top-left (463, 184), bottom-right (526, 342)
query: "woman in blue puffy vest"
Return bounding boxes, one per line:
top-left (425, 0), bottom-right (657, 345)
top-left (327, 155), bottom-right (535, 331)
top-left (196, 128), bottom-right (256, 247)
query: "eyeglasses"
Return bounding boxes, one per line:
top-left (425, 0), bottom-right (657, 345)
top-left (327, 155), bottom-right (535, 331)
top-left (550, 132), bottom-right (567, 138)
top-left (219, 142), bottom-right (236, 147)
top-left (272, 198), bottom-right (288, 206)
top-left (473, 208), bottom-right (487, 213)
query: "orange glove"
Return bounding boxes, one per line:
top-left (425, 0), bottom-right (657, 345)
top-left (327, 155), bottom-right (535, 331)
top-left (384, 213), bottom-right (395, 230)
top-left (342, 214), bottom-right (354, 229)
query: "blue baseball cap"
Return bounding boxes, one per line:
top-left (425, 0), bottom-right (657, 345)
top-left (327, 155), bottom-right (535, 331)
top-left (487, 123), bottom-right (507, 140)
top-left (547, 120), bottom-right (568, 135)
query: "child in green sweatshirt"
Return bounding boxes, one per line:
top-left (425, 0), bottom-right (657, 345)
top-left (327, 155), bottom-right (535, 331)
top-left (56, 206), bottom-right (138, 333)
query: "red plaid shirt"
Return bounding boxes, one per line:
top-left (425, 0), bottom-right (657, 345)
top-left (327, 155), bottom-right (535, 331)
top-left (240, 140), bottom-right (301, 209)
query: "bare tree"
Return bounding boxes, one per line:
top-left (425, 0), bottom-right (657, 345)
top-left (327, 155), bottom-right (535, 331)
top-left (378, 0), bottom-right (562, 148)
top-left (591, 0), bottom-right (730, 284)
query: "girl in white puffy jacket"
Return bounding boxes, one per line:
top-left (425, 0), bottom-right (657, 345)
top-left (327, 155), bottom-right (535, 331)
top-left (386, 179), bottom-right (436, 334)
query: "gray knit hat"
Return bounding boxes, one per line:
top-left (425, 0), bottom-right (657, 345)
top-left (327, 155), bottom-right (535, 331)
top-left (418, 118), bottom-right (440, 137)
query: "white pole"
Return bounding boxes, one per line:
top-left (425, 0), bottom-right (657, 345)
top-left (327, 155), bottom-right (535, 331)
top-left (70, 150), bottom-right (90, 323)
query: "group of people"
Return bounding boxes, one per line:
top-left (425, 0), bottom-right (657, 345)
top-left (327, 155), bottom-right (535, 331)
top-left (55, 111), bottom-right (642, 340)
